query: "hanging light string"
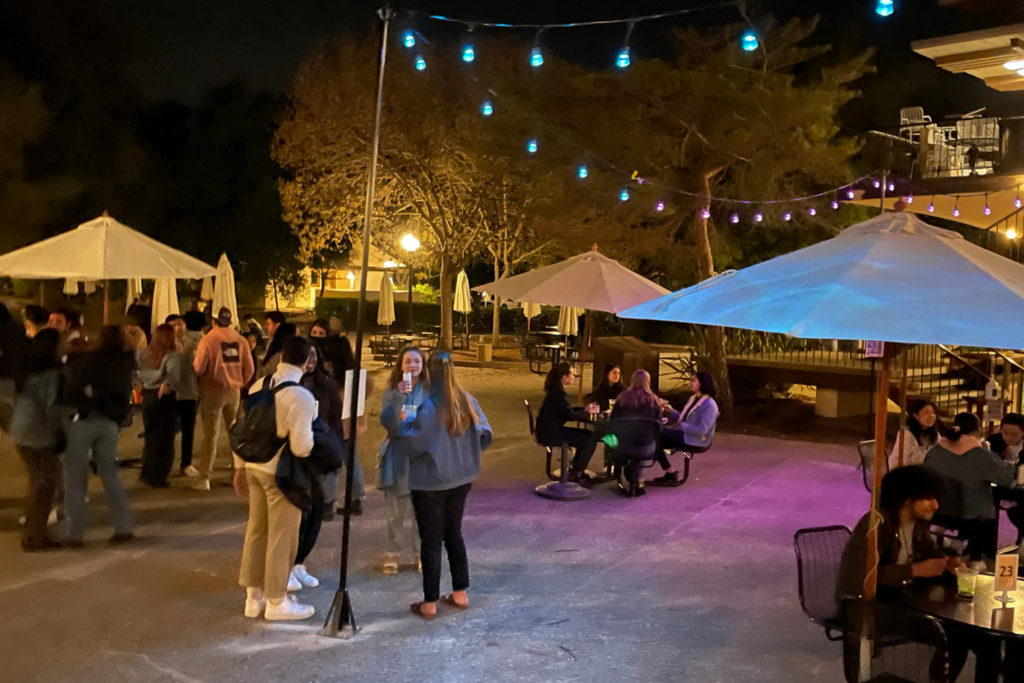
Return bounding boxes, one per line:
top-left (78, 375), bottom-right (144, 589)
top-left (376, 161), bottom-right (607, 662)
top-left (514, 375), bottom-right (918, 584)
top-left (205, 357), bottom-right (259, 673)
top-left (417, 1), bottom-right (741, 30)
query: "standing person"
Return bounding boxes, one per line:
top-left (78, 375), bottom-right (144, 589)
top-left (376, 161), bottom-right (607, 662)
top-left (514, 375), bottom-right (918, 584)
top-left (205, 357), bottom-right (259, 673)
top-left (585, 364), bottom-right (626, 412)
top-left (0, 303), bottom-right (28, 431)
top-left (126, 293), bottom-right (153, 341)
top-left (535, 362), bottom-right (600, 485)
top-left (137, 324), bottom-right (181, 488)
top-left (236, 336), bottom-right (317, 620)
top-left (10, 329), bottom-right (63, 551)
top-left (22, 305), bottom-right (49, 339)
top-left (888, 399), bottom-right (942, 470)
top-left (378, 346), bottom-right (427, 574)
top-left (48, 307), bottom-right (84, 350)
top-left (62, 326), bottom-right (135, 547)
top-left (399, 351), bottom-right (492, 619)
top-left (192, 307), bottom-right (255, 491)
top-left (174, 313), bottom-right (203, 477)
top-left (264, 311), bottom-right (285, 340)
top-left (651, 372), bottom-right (719, 485)
top-left (260, 323), bottom-right (297, 378)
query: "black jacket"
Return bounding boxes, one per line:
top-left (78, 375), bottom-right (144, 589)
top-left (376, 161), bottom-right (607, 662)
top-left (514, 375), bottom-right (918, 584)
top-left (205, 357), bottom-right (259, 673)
top-left (63, 349), bottom-right (135, 425)
top-left (586, 381), bottom-right (626, 412)
top-left (536, 388), bottom-right (587, 443)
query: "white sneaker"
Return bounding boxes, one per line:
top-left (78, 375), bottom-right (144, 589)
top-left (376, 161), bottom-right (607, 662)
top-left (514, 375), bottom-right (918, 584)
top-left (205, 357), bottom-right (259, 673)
top-left (47, 508), bottom-right (59, 526)
top-left (264, 595), bottom-right (315, 621)
top-left (244, 595), bottom-right (267, 618)
top-left (184, 465), bottom-right (200, 478)
top-left (292, 564), bottom-right (319, 588)
top-left (287, 571), bottom-right (302, 592)
top-left (191, 477), bottom-right (210, 491)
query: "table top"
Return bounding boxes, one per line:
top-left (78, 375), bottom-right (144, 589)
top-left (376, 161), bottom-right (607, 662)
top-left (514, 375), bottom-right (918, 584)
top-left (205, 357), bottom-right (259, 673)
top-left (901, 574), bottom-right (1024, 639)
top-left (529, 330), bottom-right (564, 337)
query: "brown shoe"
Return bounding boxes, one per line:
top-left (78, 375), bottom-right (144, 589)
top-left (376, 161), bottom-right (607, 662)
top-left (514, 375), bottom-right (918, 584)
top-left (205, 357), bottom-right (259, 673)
top-left (441, 593), bottom-right (469, 611)
top-left (410, 602), bottom-right (437, 620)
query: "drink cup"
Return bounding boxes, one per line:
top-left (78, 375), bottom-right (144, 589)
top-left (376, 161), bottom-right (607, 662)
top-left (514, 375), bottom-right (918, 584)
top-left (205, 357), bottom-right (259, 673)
top-left (609, 399), bottom-right (617, 410)
top-left (403, 371), bottom-right (412, 384)
top-left (404, 404), bottom-right (418, 421)
top-left (956, 566), bottom-right (978, 600)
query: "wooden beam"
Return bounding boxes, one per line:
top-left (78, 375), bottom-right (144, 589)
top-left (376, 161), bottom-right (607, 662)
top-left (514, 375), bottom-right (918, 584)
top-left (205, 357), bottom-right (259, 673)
top-left (933, 38), bottom-right (1024, 71)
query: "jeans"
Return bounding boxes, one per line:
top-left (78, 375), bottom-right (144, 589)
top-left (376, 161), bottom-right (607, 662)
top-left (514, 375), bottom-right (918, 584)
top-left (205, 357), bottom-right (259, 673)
top-left (197, 390), bottom-right (240, 480)
top-left (177, 399), bottom-right (197, 470)
top-left (64, 415), bottom-right (133, 542)
top-left (17, 445), bottom-right (59, 547)
top-left (411, 484), bottom-right (471, 603)
top-left (140, 391), bottom-right (177, 487)
top-left (383, 490), bottom-right (420, 556)
top-left (336, 449), bottom-right (365, 502)
top-left (295, 503), bottom-right (327, 565)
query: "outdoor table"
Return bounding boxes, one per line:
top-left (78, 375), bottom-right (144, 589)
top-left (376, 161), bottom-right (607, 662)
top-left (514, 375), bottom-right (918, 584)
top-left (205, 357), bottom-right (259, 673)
top-left (536, 343), bottom-right (564, 365)
top-left (897, 574), bottom-right (1024, 641)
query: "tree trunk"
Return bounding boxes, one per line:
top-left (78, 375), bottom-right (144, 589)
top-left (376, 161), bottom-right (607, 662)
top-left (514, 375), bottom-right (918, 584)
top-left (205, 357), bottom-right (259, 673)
top-left (695, 170), bottom-right (734, 418)
top-left (491, 251), bottom-right (501, 347)
top-left (439, 258), bottom-right (455, 350)
top-left (319, 269), bottom-right (327, 297)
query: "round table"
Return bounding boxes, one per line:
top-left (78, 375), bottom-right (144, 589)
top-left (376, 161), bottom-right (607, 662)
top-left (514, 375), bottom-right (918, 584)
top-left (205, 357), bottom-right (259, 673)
top-left (901, 574), bottom-right (1024, 640)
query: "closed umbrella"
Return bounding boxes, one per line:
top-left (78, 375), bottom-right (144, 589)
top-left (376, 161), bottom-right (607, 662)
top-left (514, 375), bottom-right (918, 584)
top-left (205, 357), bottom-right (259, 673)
top-left (454, 270), bottom-right (472, 346)
top-left (200, 276), bottom-right (214, 301)
top-left (522, 301), bottom-right (542, 332)
top-left (211, 253), bottom-right (238, 330)
top-left (557, 306), bottom-right (581, 337)
top-left (151, 278), bottom-right (180, 335)
top-left (377, 273), bottom-right (396, 331)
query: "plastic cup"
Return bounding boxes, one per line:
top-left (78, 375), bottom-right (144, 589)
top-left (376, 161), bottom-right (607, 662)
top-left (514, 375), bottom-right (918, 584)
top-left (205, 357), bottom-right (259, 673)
top-left (404, 404), bottom-right (417, 421)
top-left (956, 567), bottom-right (978, 600)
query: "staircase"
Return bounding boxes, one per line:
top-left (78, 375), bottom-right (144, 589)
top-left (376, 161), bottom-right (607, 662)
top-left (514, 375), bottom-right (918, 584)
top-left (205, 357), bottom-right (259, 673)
top-left (890, 345), bottom-right (1023, 417)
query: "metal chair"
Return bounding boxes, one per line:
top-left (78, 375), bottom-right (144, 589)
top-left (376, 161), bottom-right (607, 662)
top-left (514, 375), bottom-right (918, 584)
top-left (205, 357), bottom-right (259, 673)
top-left (794, 525), bottom-right (852, 641)
top-left (857, 440), bottom-right (887, 494)
top-left (841, 598), bottom-right (950, 683)
top-left (524, 400), bottom-right (589, 501)
top-left (606, 415), bottom-right (661, 497)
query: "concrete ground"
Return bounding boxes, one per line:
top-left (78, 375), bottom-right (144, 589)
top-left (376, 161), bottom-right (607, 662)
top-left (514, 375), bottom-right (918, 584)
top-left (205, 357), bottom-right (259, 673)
top-left (0, 364), bottom-right (876, 682)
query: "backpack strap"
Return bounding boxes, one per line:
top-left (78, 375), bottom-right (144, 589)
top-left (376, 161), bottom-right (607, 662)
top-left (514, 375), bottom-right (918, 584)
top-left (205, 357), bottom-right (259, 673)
top-left (270, 380), bottom-right (299, 394)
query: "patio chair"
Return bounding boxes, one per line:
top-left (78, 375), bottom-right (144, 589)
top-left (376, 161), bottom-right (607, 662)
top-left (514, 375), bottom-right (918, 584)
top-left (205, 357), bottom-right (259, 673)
top-left (899, 106), bottom-right (932, 143)
top-left (525, 399), bottom-right (589, 501)
top-left (857, 440), bottom-right (888, 493)
top-left (840, 597), bottom-right (950, 683)
top-left (793, 525), bottom-right (851, 641)
top-left (605, 415), bottom-right (662, 497)
top-left (524, 399), bottom-right (566, 482)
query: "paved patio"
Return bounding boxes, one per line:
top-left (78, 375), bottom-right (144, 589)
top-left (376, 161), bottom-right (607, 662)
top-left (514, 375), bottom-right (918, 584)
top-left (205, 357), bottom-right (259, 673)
top-left (0, 365), bottom-right (875, 681)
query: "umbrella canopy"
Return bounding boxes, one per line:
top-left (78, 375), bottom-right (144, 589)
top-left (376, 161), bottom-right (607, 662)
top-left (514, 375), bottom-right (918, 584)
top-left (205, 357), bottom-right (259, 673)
top-left (126, 278), bottom-right (142, 312)
top-left (454, 270), bottom-right (473, 314)
top-left (522, 301), bottom-right (542, 319)
top-left (200, 276), bottom-right (214, 301)
top-left (151, 278), bottom-right (180, 335)
top-left (0, 213), bottom-right (216, 280)
top-left (211, 253), bottom-right (238, 329)
top-left (557, 306), bottom-right (583, 336)
top-left (377, 273), bottom-right (396, 327)
top-left (473, 246), bottom-right (669, 314)
top-left (620, 211), bottom-right (1024, 350)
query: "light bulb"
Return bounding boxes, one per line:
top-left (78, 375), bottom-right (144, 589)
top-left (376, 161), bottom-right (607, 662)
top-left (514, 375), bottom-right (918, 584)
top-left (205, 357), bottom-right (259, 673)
top-left (527, 139), bottom-right (538, 154)
top-left (984, 204), bottom-right (992, 216)
top-left (462, 44), bottom-right (475, 63)
top-left (846, 189), bottom-right (856, 200)
top-left (873, 179), bottom-right (881, 189)
top-left (887, 182), bottom-right (895, 192)
top-left (619, 189), bottom-right (630, 202)
top-left (1008, 228), bottom-right (1019, 240)
top-left (783, 212), bottom-right (792, 221)
top-left (754, 212), bottom-right (763, 222)
top-left (577, 165), bottom-right (588, 179)
top-left (740, 30), bottom-right (758, 52)
top-left (876, 0), bottom-right (894, 17)
top-left (530, 46), bottom-right (544, 67)
top-left (655, 201), bottom-right (665, 212)
top-left (808, 207), bottom-right (817, 216)
top-left (415, 56), bottom-right (426, 71)
top-left (905, 195), bottom-right (913, 204)
top-left (730, 213), bottom-right (740, 224)
top-left (403, 31), bottom-right (416, 48)
top-left (953, 206), bottom-right (960, 218)
top-left (481, 101), bottom-right (493, 116)
top-left (616, 47), bottom-right (631, 69)
top-left (701, 208), bottom-right (711, 220)
top-left (1016, 196), bottom-right (1022, 209)
top-left (1004, 60), bottom-right (1024, 71)
top-left (928, 201), bottom-right (935, 213)
top-left (831, 200), bottom-right (840, 210)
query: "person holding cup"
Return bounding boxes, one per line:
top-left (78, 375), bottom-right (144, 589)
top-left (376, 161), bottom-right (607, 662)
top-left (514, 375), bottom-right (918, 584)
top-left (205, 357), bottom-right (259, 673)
top-left (536, 362), bottom-right (600, 486)
top-left (378, 346), bottom-right (427, 575)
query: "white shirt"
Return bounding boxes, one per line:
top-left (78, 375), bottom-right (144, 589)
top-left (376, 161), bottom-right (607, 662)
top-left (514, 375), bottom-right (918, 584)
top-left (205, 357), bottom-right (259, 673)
top-left (233, 363), bottom-right (316, 475)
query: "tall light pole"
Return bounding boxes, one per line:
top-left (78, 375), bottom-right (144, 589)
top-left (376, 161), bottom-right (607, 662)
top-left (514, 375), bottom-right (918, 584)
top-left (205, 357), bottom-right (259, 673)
top-left (400, 233), bottom-right (420, 331)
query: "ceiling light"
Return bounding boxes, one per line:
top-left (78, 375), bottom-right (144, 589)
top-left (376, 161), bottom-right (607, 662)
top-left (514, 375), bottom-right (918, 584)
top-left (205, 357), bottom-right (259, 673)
top-left (1004, 60), bottom-right (1024, 71)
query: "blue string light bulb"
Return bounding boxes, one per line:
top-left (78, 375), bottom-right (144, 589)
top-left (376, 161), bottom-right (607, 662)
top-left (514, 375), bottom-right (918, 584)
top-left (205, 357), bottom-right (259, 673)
top-left (577, 165), bottom-right (588, 179)
top-left (481, 101), bottom-right (493, 116)
top-left (415, 56), bottom-right (426, 71)
top-left (876, 0), bottom-right (894, 17)
top-left (462, 44), bottom-right (475, 63)
top-left (530, 46), bottom-right (544, 67)
top-left (526, 139), bottom-right (538, 154)
top-left (619, 189), bottom-right (630, 202)
top-left (616, 47), bottom-right (631, 69)
top-left (403, 31), bottom-right (416, 48)
top-left (740, 30), bottom-right (759, 52)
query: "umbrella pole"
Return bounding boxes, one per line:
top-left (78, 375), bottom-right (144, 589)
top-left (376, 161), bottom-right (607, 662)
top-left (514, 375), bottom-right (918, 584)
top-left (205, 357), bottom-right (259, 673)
top-left (103, 280), bottom-right (109, 325)
top-left (898, 349), bottom-right (908, 467)
top-left (863, 355), bottom-right (890, 600)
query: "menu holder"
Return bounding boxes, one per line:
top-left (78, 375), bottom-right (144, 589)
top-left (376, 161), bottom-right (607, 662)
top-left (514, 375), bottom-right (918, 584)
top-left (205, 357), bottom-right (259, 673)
top-left (996, 553), bottom-right (1019, 604)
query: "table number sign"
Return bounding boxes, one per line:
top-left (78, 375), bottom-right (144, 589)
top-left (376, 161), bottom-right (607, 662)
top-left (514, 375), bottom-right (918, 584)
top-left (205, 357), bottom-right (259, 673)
top-left (864, 341), bottom-right (884, 358)
top-left (995, 553), bottom-right (1019, 596)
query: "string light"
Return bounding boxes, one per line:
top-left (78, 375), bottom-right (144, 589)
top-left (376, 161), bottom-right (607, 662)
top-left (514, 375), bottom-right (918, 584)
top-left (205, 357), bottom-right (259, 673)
top-left (846, 189), bottom-right (856, 200)
top-left (783, 211), bottom-right (792, 221)
top-left (527, 138), bottom-right (538, 154)
top-left (887, 182), bottom-right (895, 192)
top-left (808, 207), bottom-right (817, 216)
top-left (952, 196), bottom-right (960, 218)
top-left (481, 101), bottom-right (493, 116)
top-left (403, 31), bottom-right (416, 48)
top-left (876, 0), bottom-right (894, 17)
top-left (462, 43), bottom-right (476, 63)
top-left (616, 46), bottom-right (631, 69)
top-left (831, 199), bottom-right (840, 210)
top-left (983, 193), bottom-right (991, 216)
top-left (730, 213), bottom-right (740, 224)
top-left (905, 194), bottom-right (913, 204)
top-left (577, 165), bottom-right (588, 179)
top-left (619, 188), bottom-right (630, 202)
top-left (701, 208), bottom-right (711, 220)
top-left (655, 200), bottom-right (665, 212)
top-left (415, 56), bottom-right (426, 71)
top-left (1016, 186), bottom-right (1023, 209)
top-left (530, 46), bottom-right (544, 67)
top-left (740, 29), bottom-right (758, 52)
top-left (928, 196), bottom-right (935, 213)
top-left (753, 211), bottom-right (763, 222)
top-left (873, 179), bottom-right (881, 189)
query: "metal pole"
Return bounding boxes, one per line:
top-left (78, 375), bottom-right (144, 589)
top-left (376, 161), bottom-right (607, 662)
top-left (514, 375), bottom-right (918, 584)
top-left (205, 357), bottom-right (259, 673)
top-left (408, 264), bottom-right (414, 332)
top-left (879, 170), bottom-right (887, 215)
top-left (863, 355), bottom-right (891, 600)
top-left (322, 5), bottom-right (392, 639)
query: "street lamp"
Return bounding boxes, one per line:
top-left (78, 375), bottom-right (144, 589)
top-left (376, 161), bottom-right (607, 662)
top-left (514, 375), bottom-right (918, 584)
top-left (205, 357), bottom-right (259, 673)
top-left (400, 233), bottom-right (420, 331)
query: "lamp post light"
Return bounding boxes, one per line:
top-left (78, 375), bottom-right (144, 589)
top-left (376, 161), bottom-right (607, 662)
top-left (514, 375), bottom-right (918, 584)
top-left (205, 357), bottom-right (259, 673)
top-left (400, 233), bottom-right (420, 331)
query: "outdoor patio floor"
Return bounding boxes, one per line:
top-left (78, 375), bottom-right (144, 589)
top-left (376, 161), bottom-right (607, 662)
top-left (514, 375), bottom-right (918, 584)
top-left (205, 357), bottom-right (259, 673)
top-left (0, 365), bottom-right (892, 681)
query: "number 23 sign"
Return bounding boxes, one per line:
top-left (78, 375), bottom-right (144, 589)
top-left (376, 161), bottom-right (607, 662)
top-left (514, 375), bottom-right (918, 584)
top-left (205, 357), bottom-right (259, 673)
top-left (996, 554), bottom-right (1019, 592)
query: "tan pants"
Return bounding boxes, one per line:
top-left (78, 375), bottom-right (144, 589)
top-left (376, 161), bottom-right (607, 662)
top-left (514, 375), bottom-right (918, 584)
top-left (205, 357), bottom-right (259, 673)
top-left (238, 469), bottom-right (302, 601)
top-left (196, 390), bottom-right (240, 479)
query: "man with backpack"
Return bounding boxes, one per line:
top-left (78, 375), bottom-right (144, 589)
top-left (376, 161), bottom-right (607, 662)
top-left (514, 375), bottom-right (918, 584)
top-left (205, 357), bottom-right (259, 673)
top-left (233, 336), bottom-right (317, 620)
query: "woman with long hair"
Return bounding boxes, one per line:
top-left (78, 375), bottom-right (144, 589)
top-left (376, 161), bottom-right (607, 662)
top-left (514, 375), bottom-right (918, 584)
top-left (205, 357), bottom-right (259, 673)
top-left (609, 370), bottom-right (663, 495)
top-left (400, 351), bottom-right (492, 619)
top-left (378, 346), bottom-right (428, 574)
top-left (586, 364), bottom-right (626, 412)
top-left (535, 361), bottom-right (600, 484)
top-left (137, 323), bottom-right (182, 487)
top-left (10, 329), bottom-right (63, 550)
top-left (887, 399), bottom-right (941, 470)
top-left (652, 371), bottom-right (719, 485)
top-left (261, 322), bottom-right (298, 377)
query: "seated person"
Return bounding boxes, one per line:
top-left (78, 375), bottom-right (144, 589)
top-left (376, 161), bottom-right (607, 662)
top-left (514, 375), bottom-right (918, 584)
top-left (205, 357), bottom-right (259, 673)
top-left (924, 412), bottom-right (1013, 560)
top-left (887, 399), bottom-right (941, 470)
top-left (585, 364), bottom-right (626, 412)
top-left (651, 371), bottom-right (718, 485)
top-left (535, 362), bottom-right (599, 485)
top-left (607, 370), bottom-right (662, 495)
top-left (986, 412), bottom-right (1024, 464)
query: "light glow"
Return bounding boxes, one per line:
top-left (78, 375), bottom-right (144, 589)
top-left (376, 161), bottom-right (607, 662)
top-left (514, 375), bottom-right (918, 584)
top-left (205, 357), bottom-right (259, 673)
top-left (400, 234), bottom-right (420, 253)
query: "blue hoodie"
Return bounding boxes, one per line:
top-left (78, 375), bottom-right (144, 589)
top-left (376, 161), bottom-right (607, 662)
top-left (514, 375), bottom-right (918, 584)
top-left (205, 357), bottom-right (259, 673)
top-left (379, 383), bottom-right (428, 494)
top-left (397, 392), bottom-right (492, 492)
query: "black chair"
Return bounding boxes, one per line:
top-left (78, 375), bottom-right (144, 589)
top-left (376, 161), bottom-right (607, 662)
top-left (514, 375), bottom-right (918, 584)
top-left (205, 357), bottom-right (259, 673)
top-left (794, 525), bottom-right (852, 641)
top-left (606, 415), bottom-right (662, 497)
top-left (858, 440), bottom-right (888, 494)
top-left (525, 399), bottom-right (589, 501)
top-left (841, 597), bottom-right (950, 683)
top-left (524, 399), bottom-right (564, 482)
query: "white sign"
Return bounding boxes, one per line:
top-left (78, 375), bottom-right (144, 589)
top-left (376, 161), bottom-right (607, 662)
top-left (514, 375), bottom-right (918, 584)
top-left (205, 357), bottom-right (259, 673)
top-left (342, 369), bottom-right (367, 418)
top-left (864, 341), bottom-right (885, 358)
top-left (989, 399), bottom-right (1006, 423)
top-left (996, 553), bottom-right (1019, 593)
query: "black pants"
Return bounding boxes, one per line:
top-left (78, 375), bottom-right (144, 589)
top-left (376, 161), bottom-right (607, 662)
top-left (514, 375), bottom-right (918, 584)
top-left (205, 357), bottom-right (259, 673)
top-left (140, 391), bottom-right (178, 487)
top-left (176, 399), bottom-right (197, 470)
top-left (411, 484), bottom-right (471, 603)
top-left (295, 502), bottom-right (327, 565)
top-left (656, 431), bottom-right (708, 470)
top-left (17, 445), bottom-right (59, 547)
top-left (543, 427), bottom-right (597, 473)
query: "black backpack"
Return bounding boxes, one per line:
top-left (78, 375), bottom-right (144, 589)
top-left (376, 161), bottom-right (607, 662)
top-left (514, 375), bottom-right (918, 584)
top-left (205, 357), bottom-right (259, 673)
top-left (229, 380), bottom-right (298, 463)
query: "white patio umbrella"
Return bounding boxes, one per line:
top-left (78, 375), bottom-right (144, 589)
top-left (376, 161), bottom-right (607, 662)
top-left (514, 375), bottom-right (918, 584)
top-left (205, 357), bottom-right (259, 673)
top-left (126, 278), bottom-right (142, 312)
top-left (557, 306), bottom-right (582, 337)
top-left (522, 301), bottom-right (542, 332)
top-left (454, 270), bottom-right (472, 345)
top-left (151, 278), bottom-right (180, 335)
top-left (200, 276), bottom-right (214, 301)
top-left (620, 209), bottom-right (1024, 598)
top-left (211, 253), bottom-right (239, 329)
top-left (377, 273), bottom-right (396, 330)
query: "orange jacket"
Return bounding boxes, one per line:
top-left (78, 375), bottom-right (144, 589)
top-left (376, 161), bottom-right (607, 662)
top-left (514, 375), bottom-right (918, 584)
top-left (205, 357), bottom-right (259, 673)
top-left (192, 325), bottom-right (255, 394)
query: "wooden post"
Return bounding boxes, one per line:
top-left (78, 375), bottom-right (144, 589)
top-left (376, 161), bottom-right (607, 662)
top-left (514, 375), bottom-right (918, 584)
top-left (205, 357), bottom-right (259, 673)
top-left (577, 311), bottom-right (592, 404)
top-left (863, 355), bottom-right (890, 600)
top-left (103, 280), bottom-right (110, 324)
top-left (898, 348), bottom-right (909, 467)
